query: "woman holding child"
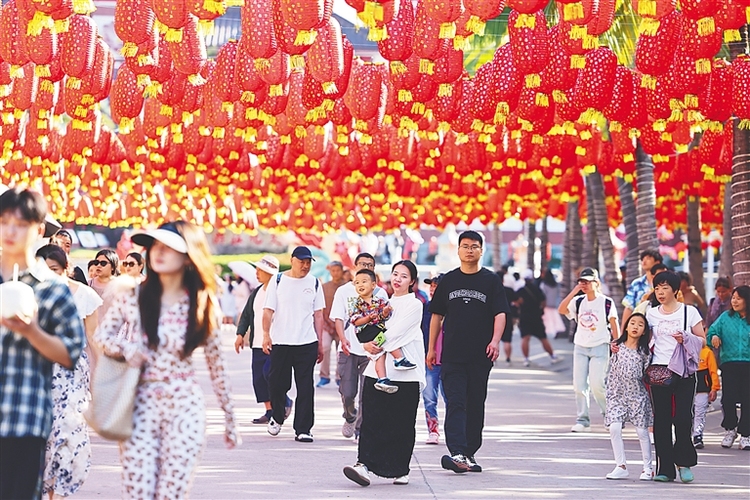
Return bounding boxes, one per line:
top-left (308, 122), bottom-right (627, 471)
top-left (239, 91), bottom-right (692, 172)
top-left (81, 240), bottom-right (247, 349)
top-left (343, 260), bottom-right (426, 487)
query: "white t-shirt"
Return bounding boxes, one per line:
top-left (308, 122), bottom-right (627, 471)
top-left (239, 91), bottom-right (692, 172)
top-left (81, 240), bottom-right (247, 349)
top-left (264, 273), bottom-right (325, 345)
top-left (567, 294), bottom-right (619, 347)
top-left (72, 282), bottom-right (103, 321)
top-left (251, 286), bottom-right (267, 349)
top-left (330, 282), bottom-right (389, 357)
top-left (647, 303), bottom-right (703, 365)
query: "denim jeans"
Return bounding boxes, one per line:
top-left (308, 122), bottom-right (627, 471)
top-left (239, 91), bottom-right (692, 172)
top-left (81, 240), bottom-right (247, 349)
top-left (573, 343), bottom-right (609, 426)
top-left (423, 363), bottom-right (446, 434)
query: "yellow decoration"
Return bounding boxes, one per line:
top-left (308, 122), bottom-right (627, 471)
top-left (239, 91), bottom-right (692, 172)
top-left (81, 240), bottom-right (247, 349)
top-left (515, 14), bottom-right (536, 29)
top-left (202, 0), bottom-right (226, 15)
top-left (638, 0), bottom-right (656, 16)
top-left (419, 59), bottom-right (435, 75)
top-left (697, 17), bottom-right (715, 36)
top-left (165, 28), bottom-right (184, 43)
top-left (695, 58), bottom-right (711, 74)
top-left (254, 58), bottom-right (271, 72)
top-left (466, 15), bottom-right (486, 36)
top-left (639, 18), bottom-right (660, 36)
top-left (322, 81), bottom-right (338, 94)
top-left (398, 89), bottom-right (413, 102)
top-left (535, 93), bottom-right (549, 107)
top-left (439, 22), bottom-right (456, 39)
top-left (367, 26), bottom-right (387, 41)
top-left (72, 0), bottom-right (95, 15)
top-left (640, 74), bottom-right (657, 90)
top-left (438, 84), bottom-right (453, 97)
top-left (294, 29), bottom-right (317, 46)
top-left (724, 30), bottom-right (741, 43)
top-left (563, 2), bottom-right (584, 21)
top-left (525, 74), bottom-right (541, 89)
top-left (290, 55), bottom-right (305, 69)
top-left (269, 84), bottom-right (284, 96)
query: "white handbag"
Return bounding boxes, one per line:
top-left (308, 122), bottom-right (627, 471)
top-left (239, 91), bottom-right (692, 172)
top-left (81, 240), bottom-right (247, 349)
top-left (84, 354), bottom-right (140, 441)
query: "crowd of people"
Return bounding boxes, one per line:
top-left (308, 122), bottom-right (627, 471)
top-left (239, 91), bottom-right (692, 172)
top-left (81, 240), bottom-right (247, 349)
top-left (0, 185), bottom-right (748, 499)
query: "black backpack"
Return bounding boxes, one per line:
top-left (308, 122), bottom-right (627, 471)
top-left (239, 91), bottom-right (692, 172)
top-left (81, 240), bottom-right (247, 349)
top-left (575, 295), bottom-right (613, 334)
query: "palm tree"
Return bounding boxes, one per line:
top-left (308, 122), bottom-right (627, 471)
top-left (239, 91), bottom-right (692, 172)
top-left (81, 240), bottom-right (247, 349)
top-left (562, 199), bottom-right (583, 339)
top-left (617, 177), bottom-right (640, 287)
top-left (635, 143), bottom-right (659, 253)
top-left (527, 219), bottom-right (537, 273)
top-left (491, 222), bottom-right (502, 270)
top-left (720, 182), bottom-right (733, 278)
top-left (588, 170), bottom-right (625, 310)
top-left (582, 179), bottom-right (599, 270)
top-left (540, 215), bottom-right (549, 272)
top-left (687, 196), bottom-right (706, 299)
top-left (730, 30), bottom-right (750, 286)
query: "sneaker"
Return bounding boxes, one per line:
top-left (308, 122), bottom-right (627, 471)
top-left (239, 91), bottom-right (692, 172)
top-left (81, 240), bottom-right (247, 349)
top-left (678, 466), bottom-right (694, 483)
top-left (252, 413), bottom-right (270, 424)
top-left (316, 377), bottom-right (330, 388)
top-left (426, 432), bottom-right (439, 445)
top-left (653, 474), bottom-right (674, 482)
top-left (267, 417), bottom-right (281, 436)
top-left (639, 468), bottom-right (654, 481)
top-left (571, 423), bottom-right (591, 433)
top-left (505, 357), bottom-right (511, 365)
top-left (739, 436), bottom-right (750, 450)
top-left (441, 454), bottom-right (471, 473)
top-left (393, 357), bottom-right (417, 370)
top-left (606, 466), bottom-right (629, 479)
top-left (550, 354), bottom-right (561, 364)
top-left (343, 464), bottom-right (370, 487)
top-left (523, 358), bottom-right (531, 367)
top-left (342, 420), bottom-right (356, 438)
top-left (693, 434), bottom-right (704, 449)
top-left (722, 428), bottom-right (738, 448)
top-left (295, 433), bottom-right (314, 443)
top-left (374, 378), bottom-right (399, 394)
top-left (466, 456), bottom-right (482, 472)
top-left (393, 475), bottom-right (409, 485)
top-left (353, 432), bottom-right (359, 445)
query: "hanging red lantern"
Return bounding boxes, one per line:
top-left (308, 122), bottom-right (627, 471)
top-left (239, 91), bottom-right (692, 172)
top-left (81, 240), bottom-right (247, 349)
top-left (151, 0), bottom-right (190, 40)
top-left (241, 0), bottom-right (278, 61)
top-left (423, 0), bottom-right (464, 39)
top-left (633, 0), bottom-right (675, 19)
top-left (272, 0), bottom-right (315, 64)
top-left (634, 10), bottom-right (683, 87)
top-left (603, 66), bottom-right (633, 126)
top-left (61, 14), bottom-right (97, 87)
top-left (430, 45), bottom-right (463, 95)
top-left (433, 77), bottom-right (464, 123)
top-left (378, 0), bottom-right (414, 61)
top-left (188, 0), bottom-right (226, 25)
top-left (732, 56), bottom-right (750, 129)
top-left (680, 0), bottom-right (718, 20)
top-left (0, 0), bottom-right (30, 68)
top-left (668, 44), bottom-right (709, 97)
top-left (307, 17), bottom-right (344, 94)
top-left (715, 0), bottom-right (747, 43)
top-left (124, 29), bottom-right (159, 82)
top-left (470, 61), bottom-right (500, 122)
top-left (681, 17), bottom-right (722, 74)
top-left (464, 0), bottom-right (505, 36)
top-left (81, 37), bottom-right (111, 101)
top-left (21, 27), bottom-right (58, 78)
top-left (115, 0), bottom-right (155, 55)
top-left (280, 0), bottom-right (329, 42)
top-left (585, 0), bottom-right (616, 35)
top-left (572, 46), bottom-right (617, 110)
top-left (169, 15), bottom-right (207, 83)
top-left (540, 25), bottom-right (579, 96)
top-left (8, 63), bottom-right (38, 110)
top-left (151, 34), bottom-right (174, 84)
top-left (508, 10), bottom-right (549, 88)
top-left (622, 74), bottom-right (648, 130)
top-left (699, 59), bottom-right (731, 124)
top-left (492, 44), bottom-right (522, 117)
top-left (413, 0), bottom-right (448, 70)
top-left (110, 65), bottom-right (144, 130)
top-left (235, 46), bottom-right (265, 94)
top-left (507, 0), bottom-right (548, 14)
top-left (344, 60), bottom-right (387, 128)
top-left (213, 39), bottom-right (240, 105)
top-left (257, 49), bottom-right (290, 96)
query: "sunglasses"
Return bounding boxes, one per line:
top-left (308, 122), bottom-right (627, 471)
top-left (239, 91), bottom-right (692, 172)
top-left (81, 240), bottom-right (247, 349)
top-left (94, 260), bottom-right (110, 267)
top-left (577, 279), bottom-right (592, 284)
top-left (122, 261), bottom-right (138, 268)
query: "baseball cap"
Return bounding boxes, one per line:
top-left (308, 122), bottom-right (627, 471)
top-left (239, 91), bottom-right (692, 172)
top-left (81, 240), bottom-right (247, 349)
top-left (131, 222), bottom-right (188, 254)
top-left (578, 267), bottom-right (600, 281)
top-left (291, 246), bottom-right (315, 261)
top-left (251, 255), bottom-right (280, 275)
top-left (424, 273), bottom-right (444, 285)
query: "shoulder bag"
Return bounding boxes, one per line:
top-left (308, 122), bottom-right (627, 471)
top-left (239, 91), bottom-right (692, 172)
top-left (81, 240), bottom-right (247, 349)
top-left (642, 305), bottom-right (688, 387)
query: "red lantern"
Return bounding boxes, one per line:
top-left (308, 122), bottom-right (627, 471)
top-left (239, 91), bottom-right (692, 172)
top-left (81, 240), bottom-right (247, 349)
top-left (507, 0), bottom-right (549, 14)
top-left (464, 0), bottom-right (505, 36)
top-left (680, 0), bottom-right (718, 19)
top-left (241, 0), bottom-right (278, 61)
top-left (603, 66), bottom-right (633, 125)
top-left (681, 17), bottom-right (723, 74)
top-left (257, 50), bottom-right (290, 94)
top-left (151, 0), bottom-right (189, 32)
top-left (61, 14), bottom-right (97, 85)
top-left (423, 0), bottom-right (464, 39)
top-left (492, 44), bottom-right (523, 115)
top-left (715, 0), bottom-right (747, 43)
top-left (634, 10), bottom-right (683, 86)
top-left (732, 56), bottom-right (750, 129)
top-left (280, 0), bottom-right (329, 40)
top-left (169, 15), bottom-right (207, 83)
top-left (307, 17), bottom-right (344, 94)
top-left (413, 0), bottom-right (448, 64)
top-left (213, 39), bottom-right (240, 104)
top-left (344, 60), bottom-right (387, 125)
top-left (8, 63), bottom-right (38, 110)
top-left (378, 0), bottom-right (414, 61)
top-left (470, 61), bottom-right (500, 122)
top-left (508, 10), bottom-right (549, 87)
top-left (572, 46), bottom-right (617, 110)
top-left (110, 66), bottom-right (144, 129)
top-left (699, 59), bottom-right (731, 124)
top-left (81, 37), bottom-right (111, 101)
top-left (272, 0), bottom-right (315, 61)
top-left (586, 0), bottom-right (616, 35)
top-left (622, 77), bottom-right (648, 130)
top-left (540, 25), bottom-right (579, 95)
top-left (0, 0), bottom-right (30, 67)
top-left (115, 0), bottom-right (155, 55)
top-left (235, 46), bottom-right (265, 93)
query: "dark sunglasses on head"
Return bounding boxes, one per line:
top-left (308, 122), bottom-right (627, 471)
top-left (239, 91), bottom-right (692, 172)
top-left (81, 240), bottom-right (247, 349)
top-left (122, 262), bottom-right (138, 268)
top-left (95, 260), bottom-right (110, 267)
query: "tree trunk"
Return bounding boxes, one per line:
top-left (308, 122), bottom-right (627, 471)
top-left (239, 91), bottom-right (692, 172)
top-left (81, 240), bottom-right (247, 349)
top-left (636, 142), bottom-right (659, 256)
top-left (687, 196), bottom-right (706, 301)
top-left (582, 178), bottom-right (598, 269)
top-left (540, 216), bottom-right (549, 272)
top-left (589, 171), bottom-right (625, 313)
top-left (491, 223), bottom-right (502, 270)
top-left (732, 118), bottom-right (750, 286)
top-left (719, 182), bottom-right (733, 279)
top-left (618, 176), bottom-right (640, 289)
top-left (527, 219), bottom-right (536, 275)
top-left (563, 200), bottom-right (583, 341)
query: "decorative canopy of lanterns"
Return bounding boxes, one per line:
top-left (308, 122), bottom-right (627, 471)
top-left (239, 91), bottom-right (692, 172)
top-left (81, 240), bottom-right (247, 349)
top-left (0, 0), bottom-right (744, 232)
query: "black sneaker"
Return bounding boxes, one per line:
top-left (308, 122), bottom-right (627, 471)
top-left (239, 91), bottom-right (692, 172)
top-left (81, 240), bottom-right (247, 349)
top-left (441, 454), bottom-right (471, 473)
top-left (466, 456), bottom-right (482, 472)
top-left (694, 434), bottom-right (704, 449)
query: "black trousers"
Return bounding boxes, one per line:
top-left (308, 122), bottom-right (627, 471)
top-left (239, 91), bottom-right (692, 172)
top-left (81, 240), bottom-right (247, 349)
top-left (651, 373), bottom-right (698, 479)
top-left (0, 436), bottom-right (46, 500)
top-left (251, 347), bottom-right (272, 403)
top-left (269, 342), bottom-right (318, 435)
top-left (720, 362), bottom-right (750, 436)
top-left (441, 359), bottom-right (493, 457)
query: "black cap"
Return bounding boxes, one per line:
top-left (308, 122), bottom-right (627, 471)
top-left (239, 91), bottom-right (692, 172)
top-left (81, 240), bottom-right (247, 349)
top-left (578, 268), bottom-right (599, 281)
top-left (291, 246), bottom-right (315, 261)
top-left (424, 273), bottom-right (444, 285)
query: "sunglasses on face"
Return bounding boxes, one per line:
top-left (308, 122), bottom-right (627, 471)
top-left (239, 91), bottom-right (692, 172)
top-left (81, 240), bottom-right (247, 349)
top-left (122, 261), bottom-right (138, 268)
top-left (94, 260), bottom-right (110, 267)
top-left (577, 280), bottom-right (592, 284)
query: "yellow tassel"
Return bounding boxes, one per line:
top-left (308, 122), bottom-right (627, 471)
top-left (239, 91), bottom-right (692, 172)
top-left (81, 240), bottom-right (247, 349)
top-left (520, 120), bottom-right (533, 132)
top-left (39, 80), bottom-right (54, 93)
top-left (675, 144), bottom-right (688, 153)
top-left (139, 54), bottom-right (155, 66)
top-left (623, 152), bottom-right (634, 163)
top-left (438, 83), bottom-right (453, 97)
top-left (661, 132), bottom-right (672, 141)
top-left (136, 74), bottom-right (151, 88)
top-left (121, 42), bottom-right (138, 58)
top-left (188, 74), bottom-right (206, 86)
top-left (367, 26), bottom-right (387, 41)
top-left (66, 77), bottom-right (82, 90)
top-left (453, 35), bottom-right (471, 51)
top-left (652, 119), bottom-right (667, 132)
top-left (552, 90), bottom-right (568, 104)
top-left (563, 2), bottom-right (584, 21)
top-left (165, 28), bottom-right (184, 43)
top-left (26, 11), bottom-right (54, 37)
top-left (398, 89), bottom-right (413, 102)
top-left (72, 119), bottom-right (93, 131)
top-left (570, 25), bottom-right (587, 40)
top-left (724, 29), bottom-right (741, 43)
top-left (695, 58), bottom-right (712, 74)
top-left (639, 18), bottom-right (660, 36)
top-left (575, 146), bottom-right (587, 156)
top-left (570, 55), bottom-right (586, 69)
top-left (212, 127), bottom-right (225, 139)
top-left (198, 126), bottom-right (210, 137)
top-left (294, 29), bottom-right (317, 46)
top-left (269, 84), bottom-right (283, 96)
top-left (72, 0), bottom-right (95, 15)
top-left (390, 61), bottom-right (406, 75)
top-left (515, 14), bottom-right (536, 29)
top-left (144, 82), bottom-right (160, 98)
top-left (494, 102), bottom-right (509, 124)
top-left (739, 119), bottom-right (750, 130)
top-left (54, 19), bottom-right (70, 33)
top-left (322, 81), bottom-right (338, 94)
top-left (226, 0), bottom-right (243, 6)
top-left (640, 74), bottom-right (657, 90)
top-left (254, 58), bottom-right (271, 72)
top-left (609, 121), bottom-right (622, 132)
top-left (525, 74), bottom-right (540, 88)
top-left (697, 17), bottom-right (715, 36)
top-left (486, 143), bottom-right (497, 153)
top-left (81, 94), bottom-right (95, 105)
top-left (531, 134), bottom-right (544, 145)
top-left (638, 0), bottom-right (656, 16)
top-left (202, 0), bottom-right (226, 15)
top-left (119, 117), bottom-right (135, 134)
top-left (419, 59), bottom-right (435, 75)
top-left (652, 154), bottom-right (669, 163)
top-left (221, 101), bottom-right (234, 113)
top-left (535, 93), bottom-right (549, 107)
top-left (439, 22), bottom-right (456, 39)
top-left (669, 102), bottom-right (683, 122)
top-left (34, 65), bottom-right (51, 78)
top-left (37, 119), bottom-right (48, 129)
top-left (295, 126), bottom-right (307, 138)
top-left (338, 145), bottom-right (349, 156)
top-left (684, 94), bottom-right (699, 108)
top-left (411, 102), bottom-right (426, 115)
top-left (290, 55), bottom-right (305, 69)
top-left (241, 91), bottom-right (256, 103)
top-left (583, 34), bottom-right (599, 49)
top-left (466, 16), bottom-right (486, 36)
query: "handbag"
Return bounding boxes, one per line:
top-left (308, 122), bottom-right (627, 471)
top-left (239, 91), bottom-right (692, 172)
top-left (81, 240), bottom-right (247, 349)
top-left (643, 364), bottom-right (674, 387)
top-left (84, 354), bottom-right (140, 441)
top-left (357, 324), bottom-right (386, 344)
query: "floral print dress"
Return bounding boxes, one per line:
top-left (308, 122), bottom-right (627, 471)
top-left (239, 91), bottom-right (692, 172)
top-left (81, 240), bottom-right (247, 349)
top-left (605, 345), bottom-right (654, 429)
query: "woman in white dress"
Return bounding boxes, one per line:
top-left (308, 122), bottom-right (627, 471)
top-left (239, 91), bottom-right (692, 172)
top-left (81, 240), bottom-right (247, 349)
top-left (35, 244), bottom-right (102, 499)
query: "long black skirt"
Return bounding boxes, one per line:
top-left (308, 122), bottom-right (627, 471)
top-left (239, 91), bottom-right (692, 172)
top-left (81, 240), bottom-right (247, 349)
top-left (357, 376), bottom-right (420, 478)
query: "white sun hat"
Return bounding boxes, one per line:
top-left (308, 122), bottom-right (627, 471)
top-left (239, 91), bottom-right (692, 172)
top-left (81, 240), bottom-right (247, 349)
top-left (131, 222), bottom-right (188, 254)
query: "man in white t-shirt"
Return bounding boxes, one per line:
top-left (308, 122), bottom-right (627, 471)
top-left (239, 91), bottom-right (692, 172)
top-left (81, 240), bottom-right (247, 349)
top-left (330, 252), bottom-right (389, 441)
top-left (559, 268), bottom-right (619, 432)
top-left (262, 246), bottom-right (325, 442)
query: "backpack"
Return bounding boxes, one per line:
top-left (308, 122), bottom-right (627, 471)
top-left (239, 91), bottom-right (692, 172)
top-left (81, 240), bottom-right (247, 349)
top-left (276, 273), bottom-right (319, 292)
top-left (575, 295), bottom-right (613, 334)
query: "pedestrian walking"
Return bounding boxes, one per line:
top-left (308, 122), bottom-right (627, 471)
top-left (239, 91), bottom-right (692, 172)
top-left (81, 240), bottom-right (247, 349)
top-left (604, 313), bottom-right (653, 481)
top-left (691, 344), bottom-right (720, 449)
top-left (707, 285), bottom-right (750, 451)
top-left (88, 248), bottom-right (119, 323)
top-left (94, 221), bottom-right (240, 499)
top-left (422, 273), bottom-right (447, 445)
top-left (621, 250), bottom-right (663, 332)
top-left (121, 252), bottom-right (145, 281)
top-left (540, 269), bottom-right (565, 337)
top-left (518, 270), bottom-right (559, 367)
top-left (318, 261), bottom-right (347, 387)
top-left (559, 268), bottom-right (619, 432)
top-left (0, 187), bottom-right (85, 500)
top-left (427, 230), bottom-right (510, 473)
top-left (343, 260), bottom-right (426, 486)
top-left (263, 246), bottom-right (325, 442)
top-left (50, 229), bottom-right (88, 285)
top-left (330, 253), bottom-right (389, 441)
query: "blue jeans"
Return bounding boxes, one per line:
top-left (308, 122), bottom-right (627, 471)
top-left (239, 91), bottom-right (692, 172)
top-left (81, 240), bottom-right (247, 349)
top-left (423, 363), bottom-right (446, 433)
top-left (573, 343), bottom-right (609, 426)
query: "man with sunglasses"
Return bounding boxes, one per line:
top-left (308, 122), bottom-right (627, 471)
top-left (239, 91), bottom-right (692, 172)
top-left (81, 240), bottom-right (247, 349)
top-left (559, 268), bottom-right (620, 433)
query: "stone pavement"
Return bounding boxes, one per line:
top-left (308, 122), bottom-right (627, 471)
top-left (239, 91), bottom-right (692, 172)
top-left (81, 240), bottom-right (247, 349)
top-left (76, 333), bottom-right (750, 499)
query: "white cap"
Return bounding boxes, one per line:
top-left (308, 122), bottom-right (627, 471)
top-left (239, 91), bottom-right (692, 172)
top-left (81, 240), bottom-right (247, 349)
top-left (131, 223), bottom-right (188, 254)
top-left (251, 255), bottom-right (280, 275)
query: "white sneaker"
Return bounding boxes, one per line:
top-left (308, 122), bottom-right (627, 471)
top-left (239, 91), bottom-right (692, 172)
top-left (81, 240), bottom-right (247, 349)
top-left (606, 466), bottom-right (629, 480)
top-left (739, 435), bottom-right (750, 450)
top-left (267, 417), bottom-right (281, 436)
top-left (523, 358), bottom-right (531, 367)
top-left (393, 475), bottom-right (409, 485)
top-left (639, 468), bottom-right (654, 481)
top-left (722, 428), bottom-right (738, 448)
top-left (426, 432), bottom-right (439, 445)
top-left (343, 463), bottom-right (370, 486)
top-left (342, 420), bottom-right (355, 438)
top-left (571, 423), bottom-right (591, 433)
top-left (550, 355), bottom-right (561, 364)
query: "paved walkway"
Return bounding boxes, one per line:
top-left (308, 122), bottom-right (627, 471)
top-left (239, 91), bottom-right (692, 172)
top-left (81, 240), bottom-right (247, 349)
top-left (76, 334), bottom-right (750, 499)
